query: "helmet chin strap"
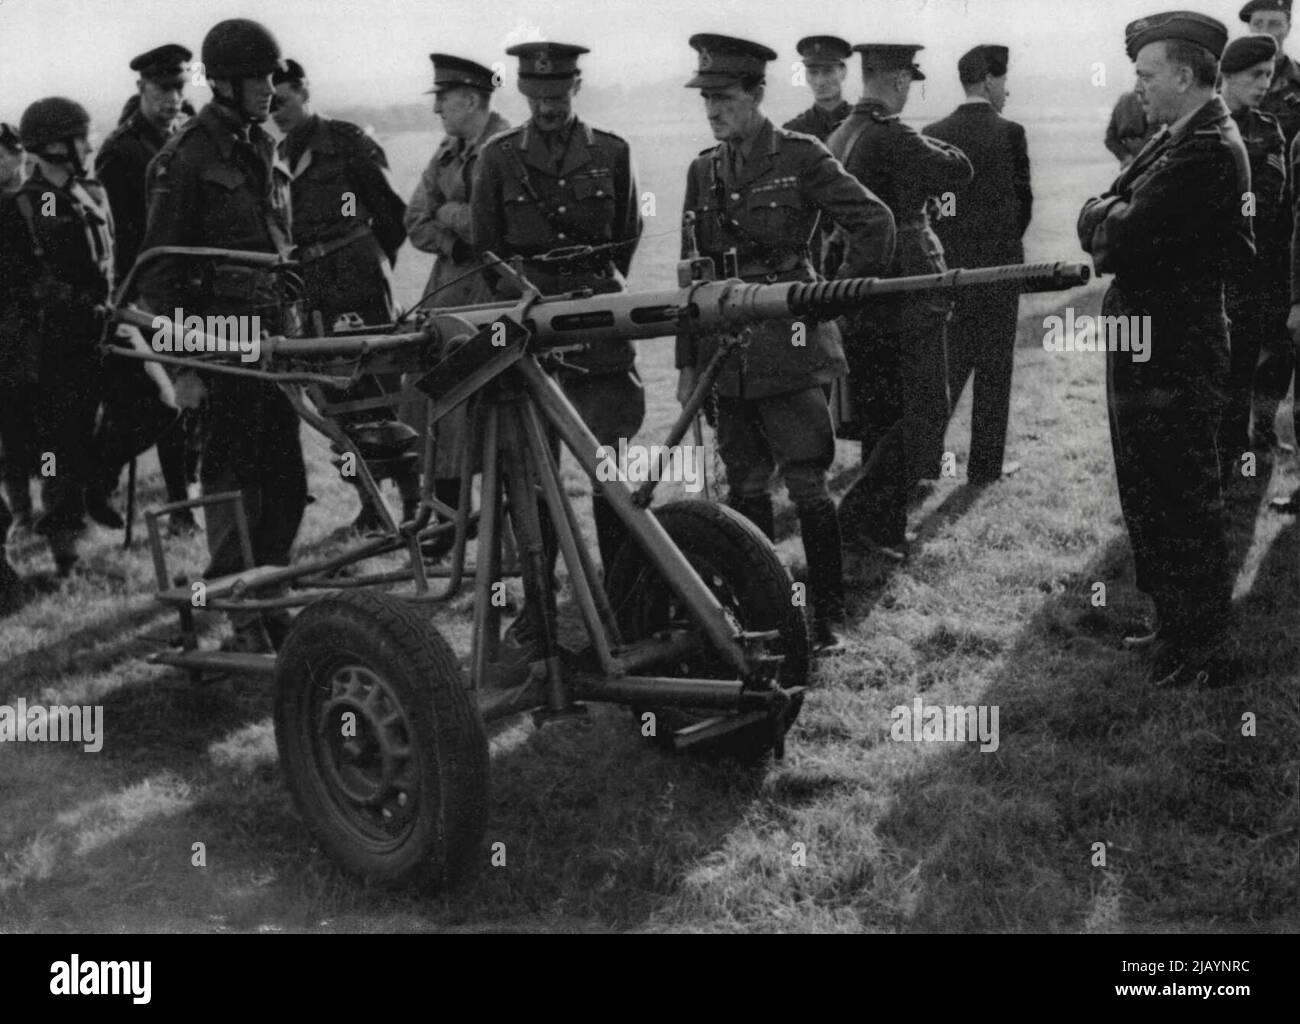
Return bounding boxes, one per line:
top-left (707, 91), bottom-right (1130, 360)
top-left (214, 80), bottom-right (264, 125)
top-left (40, 141), bottom-right (86, 179)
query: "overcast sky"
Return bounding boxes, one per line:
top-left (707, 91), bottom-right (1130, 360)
top-left (0, 0), bottom-right (1273, 119)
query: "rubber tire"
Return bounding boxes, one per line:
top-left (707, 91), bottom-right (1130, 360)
top-left (274, 588), bottom-right (489, 890)
top-left (604, 500), bottom-right (810, 760)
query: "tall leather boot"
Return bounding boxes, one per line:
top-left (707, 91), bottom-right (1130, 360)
top-left (799, 496), bottom-right (847, 654)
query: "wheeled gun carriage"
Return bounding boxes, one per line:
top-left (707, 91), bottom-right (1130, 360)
top-left (102, 245), bottom-right (1089, 890)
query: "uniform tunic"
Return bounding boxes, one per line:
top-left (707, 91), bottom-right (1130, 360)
top-left (675, 115), bottom-right (895, 622)
top-left (782, 100), bottom-right (851, 143)
top-left (1078, 95), bottom-right (1253, 643)
top-left (471, 114), bottom-right (645, 570)
top-left (0, 168), bottom-right (115, 555)
top-left (137, 101), bottom-right (306, 578)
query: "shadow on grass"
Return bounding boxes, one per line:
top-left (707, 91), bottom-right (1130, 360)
top-left (874, 471), bottom-right (1298, 931)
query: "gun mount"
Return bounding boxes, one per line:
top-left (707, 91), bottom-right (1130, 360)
top-left (100, 247), bottom-right (1089, 891)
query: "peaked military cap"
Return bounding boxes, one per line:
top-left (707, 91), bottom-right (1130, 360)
top-left (685, 34), bottom-right (778, 88)
top-left (1125, 11), bottom-right (1229, 61)
top-left (129, 43), bottom-right (192, 84)
top-left (506, 41), bottom-right (588, 98)
top-left (958, 44), bottom-right (1009, 84)
top-left (272, 58), bottom-right (307, 86)
top-left (1221, 33), bottom-right (1280, 72)
top-left (426, 53), bottom-right (497, 94)
top-left (852, 43), bottom-right (927, 80)
top-left (796, 36), bottom-right (852, 67)
top-left (1239, 0), bottom-right (1292, 22)
top-left (0, 122), bottom-right (21, 151)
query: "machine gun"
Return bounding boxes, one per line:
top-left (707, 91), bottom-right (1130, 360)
top-left (103, 246), bottom-right (1090, 891)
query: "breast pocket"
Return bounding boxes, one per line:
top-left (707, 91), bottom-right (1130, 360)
top-left (570, 174), bottom-right (616, 237)
top-left (502, 191), bottom-right (553, 246)
top-left (744, 189), bottom-right (810, 245)
top-left (199, 165), bottom-right (257, 239)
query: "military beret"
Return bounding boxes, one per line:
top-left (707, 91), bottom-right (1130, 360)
top-left (1125, 11), bottom-right (1229, 61)
top-left (796, 36), bottom-right (852, 67)
top-left (958, 44), bottom-right (1009, 84)
top-left (426, 53), bottom-right (497, 94)
top-left (129, 43), bottom-right (191, 83)
top-left (506, 41), bottom-right (588, 97)
top-left (685, 33), bottom-right (778, 88)
top-left (0, 122), bottom-right (21, 151)
top-left (853, 43), bottom-right (927, 81)
top-left (1221, 33), bottom-right (1280, 72)
top-left (272, 58), bottom-right (307, 86)
top-left (1239, 0), bottom-right (1291, 22)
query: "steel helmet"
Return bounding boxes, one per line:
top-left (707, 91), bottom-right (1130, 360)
top-left (19, 97), bottom-right (90, 149)
top-left (201, 18), bottom-right (284, 78)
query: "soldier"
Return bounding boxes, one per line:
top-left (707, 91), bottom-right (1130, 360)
top-left (676, 34), bottom-right (896, 653)
top-left (0, 99), bottom-right (119, 575)
top-left (827, 44), bottom-right (973, 559)
top-left (926, 44), bottom-right (1033, 486)
top-left (0, 122), bottom-right (36, 533)
top-left (135, 18), bottom-right (305, 652)
top-left (1217, 34), bottom-right (1288, 474)
top-left (471, 41), bottom-right (644, 576)
top-left (270, 58), bottom-right (417, 536)
top-left (403, 53), bottom-right (510, 554)
top-left (1078, 11), bottom-right (1251, 687)
top-left (1242, 0), bottom-right (1300, 450)
top-left (783, 36), bottom-right (853, 142)
top-left (1105, 90), bottom-right (1159, 166)
top-left (90, 44), bottom-right (196, 536)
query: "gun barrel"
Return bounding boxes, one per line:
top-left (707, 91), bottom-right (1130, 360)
top-left (107, 259), bottom-right (1090, 368)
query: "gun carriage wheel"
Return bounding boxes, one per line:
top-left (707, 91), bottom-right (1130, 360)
top-left (605, 500), bottom-right (811, 760)
top-left (273, 588), bottom-right (489, 889)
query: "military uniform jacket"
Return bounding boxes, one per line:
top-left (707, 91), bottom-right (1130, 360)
top-left (279, 114), bottom-right (407, 325)
top-left (471, 115), bottom-right (642, 372)
top-left (1230, 106), bottom-right (1287, 272)
top-left (136, 102), bottom-right (291, 320)
top-left (1260, 54), bottom-right (1300, 146)
top-left (406, 110), bottom-right (510, 307)
top-left (675, 117), bottom-right (897, 400)
top-left (0, 167), bottom-right (115, 383)
top-left (827, 99), bottom-right (972, 280)
top-left (95, 109), bottom-right (171, 280)
top-left (782, 101), bottom-right (851, 143)
top-left (924, 101), bottom-right (1032, 268)
top-left (1078, 96), bottom-right (1253, 402)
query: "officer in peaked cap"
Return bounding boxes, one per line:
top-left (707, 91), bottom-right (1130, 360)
top-left (784, 35), bottom-right (853, 142)
top-left (1078, 9), bottom-right (1250, 687)
top-left (471, 40), bottom-right (644, 707)
top-left (827, 41), bottom-right (971, 561)
top-left (402, 53), bottom-right (511, 556)
top-left (425, 53), bottom-right (499, 94)
top-left (89, 43), bottom-right (196, 535)
top-left (677, 32), bottom-right (897, 653)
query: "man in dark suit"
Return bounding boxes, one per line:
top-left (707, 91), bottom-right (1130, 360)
top-left (925, 44), bottom-right (1032, 485)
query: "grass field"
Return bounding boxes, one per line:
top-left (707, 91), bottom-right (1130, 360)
top-left (0, 113), bottom-right (1296, 933)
